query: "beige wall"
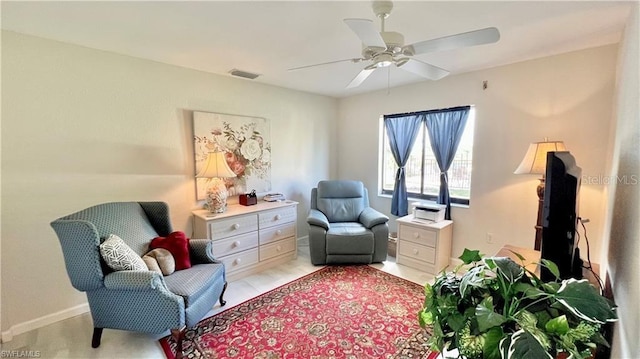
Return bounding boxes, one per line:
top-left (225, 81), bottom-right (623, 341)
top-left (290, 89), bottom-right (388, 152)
top-left (0, 31), bottom-right (338, 336)
top-left (604, 3), bottom-right (639, 357)
top-left (338, 44), bottom-right (618, 263)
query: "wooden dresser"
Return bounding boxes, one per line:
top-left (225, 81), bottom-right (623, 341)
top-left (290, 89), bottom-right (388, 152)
top-left (192, 200), bottom-right (298, 281)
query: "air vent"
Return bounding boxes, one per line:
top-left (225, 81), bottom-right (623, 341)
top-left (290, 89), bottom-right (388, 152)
top-left (229, 69), bottom-right (260, 80)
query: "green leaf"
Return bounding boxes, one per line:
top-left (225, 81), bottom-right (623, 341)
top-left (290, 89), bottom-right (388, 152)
top-left (545, 315), bottom-right (569, 335)
top-left (513, 283), bottom-right (545, 298)
top-left (418, 309), bottom-right (433, 327)
top-left (507, 249), bottom-right (526, 263)
top-left (500, 330), bottom-right (554, 359)
top-left (459, 265), bottom-right (486, 297)
top-left (483, 327), bottom-right (504, 359)
top-left (476, 297), bottom-right (507, 332)
top-left (539, 259), bottom-right (560, 280)
top-left (542, 281), bottom-right (561, 293)
top-left (499, 334), bottom-right (512, 359)
top-left (447, 312), bottom-right (467, 332)
top-left (554, 279), bottom-right (618, 323)
top-left (460, 248), bottom-right (482, 264)
top-left (513, 311), bottom-right (552, 350)
top-left (487, 257), bottom-right (525, 283)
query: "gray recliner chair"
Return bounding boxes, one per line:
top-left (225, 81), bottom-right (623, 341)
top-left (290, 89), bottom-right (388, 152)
top-left (307, 180), bottom-right (389, 265)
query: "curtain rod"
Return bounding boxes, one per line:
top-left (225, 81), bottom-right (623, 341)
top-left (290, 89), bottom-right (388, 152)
top-left (383, 105), bottom-right (471, 119)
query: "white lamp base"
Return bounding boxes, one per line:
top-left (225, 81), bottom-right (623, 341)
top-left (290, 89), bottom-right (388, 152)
top-left (204, 178), bottom-right (229, 213)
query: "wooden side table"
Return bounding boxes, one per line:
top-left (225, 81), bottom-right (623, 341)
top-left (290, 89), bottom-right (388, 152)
top-left (396, 215), bottom-right (453, 274)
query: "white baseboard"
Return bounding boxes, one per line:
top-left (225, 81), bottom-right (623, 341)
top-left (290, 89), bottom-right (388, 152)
top-left (297, 235), bottom-right (309, 246)
top-left (1, 303), bottom-right (89, 343)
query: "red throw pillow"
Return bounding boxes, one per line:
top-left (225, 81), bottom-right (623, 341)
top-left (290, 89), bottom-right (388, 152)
top-left (150, 231), bottom-right (191, 270)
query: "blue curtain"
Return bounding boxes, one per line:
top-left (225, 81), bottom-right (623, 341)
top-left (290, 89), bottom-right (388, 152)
top-left (424, 106), bottom-right (470, 219)
top-left (384, 114), bottom-right (423, 216)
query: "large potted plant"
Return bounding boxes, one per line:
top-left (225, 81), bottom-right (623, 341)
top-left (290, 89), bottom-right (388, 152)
top-left (419, 249), bottom-right (617, 359)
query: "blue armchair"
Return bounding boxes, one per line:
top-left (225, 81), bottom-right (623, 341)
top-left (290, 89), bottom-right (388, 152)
top-left (307, 180), bottom-right (389, 265)
top-left (50, 202), bottom-right (227, 358)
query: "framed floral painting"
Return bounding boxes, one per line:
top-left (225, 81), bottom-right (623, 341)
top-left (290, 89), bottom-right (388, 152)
top-left (193, 111), bottom-right (271, 199)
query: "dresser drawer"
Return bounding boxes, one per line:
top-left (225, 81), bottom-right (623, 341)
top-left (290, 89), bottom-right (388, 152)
top-left (220, 248), bottom-right (259, 272)
top-left (260, 237), bottom-right (296, 261)
top-left (398, 241), bottom-right (436, 264)
top-left (209, 213), bottom-right (258, 240)
top-left (259, 206), bottom-right (296, 229)
top-left (259, 223), bottom-right (296, 245)
top-left (211, 232), bottom-right (259, 257)
top-left (399, 225), bottom-right (437, 247)
top-left (397, 255), bottom-right (436, 274)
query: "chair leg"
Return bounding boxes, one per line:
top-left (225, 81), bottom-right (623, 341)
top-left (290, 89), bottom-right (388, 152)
top-left (219, 281), bottom-right (228, 306)
top-left (171, 326), bottom-right (186, 359)
top-left (91, 327), bottom-right (103, 348)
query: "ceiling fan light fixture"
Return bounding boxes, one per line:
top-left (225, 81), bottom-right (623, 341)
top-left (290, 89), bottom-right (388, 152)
top-left (372, 53), bottom-right (393, 68)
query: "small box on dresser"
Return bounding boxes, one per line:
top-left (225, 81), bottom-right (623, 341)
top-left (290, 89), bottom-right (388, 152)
top-left (192, 200), bottom-right (298, 281)
top-left (396, 214), bottom-right (453, 274)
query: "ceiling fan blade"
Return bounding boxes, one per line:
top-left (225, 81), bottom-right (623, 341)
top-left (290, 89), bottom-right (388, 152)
top-left (344, 18), bottom-right (386, 48)
top-left (405, 27), bottom-right (500, 55)
top-left (288, 58), bottom-right (362, 71)
top-left (346, 68), bottom-right (375, 88)
top-left (398, 58), bottom-right (449, 81)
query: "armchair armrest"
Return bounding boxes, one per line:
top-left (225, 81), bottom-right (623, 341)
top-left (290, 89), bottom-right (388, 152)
top-left (359, 207), bottom-right (389, 229)
top-left (307, 209), bottom-right (330, 230)
top-left (189, 238), bottom-right (220, 264)
top-left (103, 270), bottom-right (166, 291)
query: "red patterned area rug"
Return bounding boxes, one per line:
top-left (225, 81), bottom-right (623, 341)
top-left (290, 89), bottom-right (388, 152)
top-left (160, 265), bottom-right (438, 359)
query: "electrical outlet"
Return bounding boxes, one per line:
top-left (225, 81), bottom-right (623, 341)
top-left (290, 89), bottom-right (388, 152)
top-left (486, 233), bottom-right (494, 243)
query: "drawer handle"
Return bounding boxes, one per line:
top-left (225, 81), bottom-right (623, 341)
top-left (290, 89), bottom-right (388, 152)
top-left (232, 241), bottom-right (241, 248)
top-left (275, 229), bottom-right (282, 236)
top-left (232, 224), bottom-right (240, 230)
top-left (276, 245), bottom-right (282, 252)
top-left (275, 214), bottom-right (281, 220)
top-left (413, 232), bottom-right (420, 239)
top-left (234, 258), bottom-right (241, 265)
top-left (413, 249), bottom-right (419, 255)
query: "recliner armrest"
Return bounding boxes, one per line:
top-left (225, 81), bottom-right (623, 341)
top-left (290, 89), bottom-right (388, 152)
top-left (307, 209), bottom-right (330, 230)
top-left (189, 238), bottom-right (220, 264)
top-left (359, 207), bottom-right (389, 229)
top-left (103, 270), bottom-right (166, 291)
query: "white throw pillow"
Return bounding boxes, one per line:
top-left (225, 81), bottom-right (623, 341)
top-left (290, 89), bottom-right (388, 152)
top-left (99, 234), bottom-right (147, 271)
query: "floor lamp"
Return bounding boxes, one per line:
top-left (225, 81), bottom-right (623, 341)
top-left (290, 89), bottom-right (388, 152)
top-left (514, 140), bottom-right (566, 250)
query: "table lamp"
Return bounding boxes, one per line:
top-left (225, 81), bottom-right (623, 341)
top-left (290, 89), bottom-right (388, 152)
top-left (196, 151), bottom-right (236, 213)
top-left (514, 139), bottom-right (566, 250)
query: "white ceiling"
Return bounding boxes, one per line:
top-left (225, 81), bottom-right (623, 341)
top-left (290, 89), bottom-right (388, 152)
top-left (1, 1), bottom-right (633, 98)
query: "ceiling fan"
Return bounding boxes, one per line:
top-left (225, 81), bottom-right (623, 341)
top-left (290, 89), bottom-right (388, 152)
top-left (288, 1), bottom-right (500, 89)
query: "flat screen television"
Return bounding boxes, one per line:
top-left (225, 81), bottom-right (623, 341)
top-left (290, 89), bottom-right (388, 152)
top-left (540, 151), bottom-right (583, 281)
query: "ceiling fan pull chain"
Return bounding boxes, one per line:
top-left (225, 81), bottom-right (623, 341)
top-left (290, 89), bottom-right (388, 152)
top-left (387, 67), bottom-right (391, 95)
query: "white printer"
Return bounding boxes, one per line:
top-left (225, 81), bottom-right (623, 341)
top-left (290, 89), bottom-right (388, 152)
top-left (412, 202), bottom-right (446, 223)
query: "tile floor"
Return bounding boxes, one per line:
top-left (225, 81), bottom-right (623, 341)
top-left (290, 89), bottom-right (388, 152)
top-left (0, 242), bottom-right (435, 358)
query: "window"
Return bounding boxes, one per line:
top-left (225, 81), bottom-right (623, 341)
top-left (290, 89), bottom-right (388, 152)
top-left (380, 107), bottom-right (475, 205)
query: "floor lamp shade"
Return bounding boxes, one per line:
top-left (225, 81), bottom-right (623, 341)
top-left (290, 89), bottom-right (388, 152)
top-left (514, 141), bottom-right (566, 175)
top-left (514, 140), bottom-right (566, 250)
top-left (197, 152), bottom-right (236, 213)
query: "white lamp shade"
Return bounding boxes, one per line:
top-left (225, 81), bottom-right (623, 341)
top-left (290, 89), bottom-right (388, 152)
top-left (514, 141), bottom-right (566, 175)
top-left (196, 152), bottom-right (236, 178)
